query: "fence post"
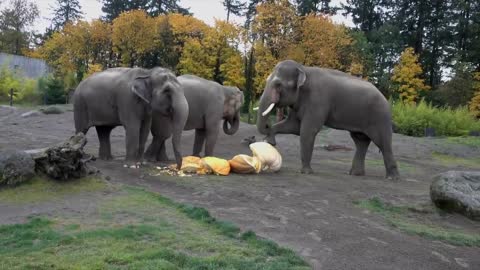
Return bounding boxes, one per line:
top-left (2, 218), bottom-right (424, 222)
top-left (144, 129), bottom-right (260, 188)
top-left (9, 88), bottom-right (13, 106)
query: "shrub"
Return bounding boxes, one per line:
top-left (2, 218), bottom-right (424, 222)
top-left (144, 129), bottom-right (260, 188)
top-left (38, 75), bottom-right (67, 105)
top-left (392, 100), bottom-right (480, 137)
top-left (0, 64), bottom-right (42, 105)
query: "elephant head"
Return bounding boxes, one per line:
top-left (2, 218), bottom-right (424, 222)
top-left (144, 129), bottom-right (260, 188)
top-left (222, 86), bottom-right (244, 135)
top-left (257, 60), bottom-right (306, 135)
top-left (131, 68), bottom-right (189, 169)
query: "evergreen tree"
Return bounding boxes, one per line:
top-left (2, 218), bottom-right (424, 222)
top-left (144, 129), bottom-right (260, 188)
top-left (51, 0), bottom-right (83, 30)
top-left (0, 0), bottom-right (39, 55)
top-left (296, 0), bottom-right (337, 15)
top-left (222, 0), bottom-right (246, 22)
top-left (101, 0), bottom-right (149, 21)
top-left (148, 0), bottom-right (190, 16)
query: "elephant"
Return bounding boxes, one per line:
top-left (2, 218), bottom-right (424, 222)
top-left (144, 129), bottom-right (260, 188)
top-left (145, 74), bottom-right (244, 161)
top-left (73, 67), bottom-right (189, 169)
top-left (256, 60), bottom-right (400, 180)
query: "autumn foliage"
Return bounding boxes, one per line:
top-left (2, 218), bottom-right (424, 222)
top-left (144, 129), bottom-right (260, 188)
top-left (391, 47), bottom-right (430, 104)
top-left (469, 72), bottom-right (480, 119)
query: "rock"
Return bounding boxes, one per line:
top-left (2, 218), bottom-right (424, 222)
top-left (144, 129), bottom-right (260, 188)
top-left (40, 106), bottom-right (64, 115)
top-left (430, 171), bottom-right (480, 220)
top-left (0, 150), bottom-right (36, 186)
top-left (21, 110), bottom-right (41, 118)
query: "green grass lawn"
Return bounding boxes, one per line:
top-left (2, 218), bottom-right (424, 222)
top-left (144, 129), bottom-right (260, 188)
top-left (355, 198), bottom-right (480, 247)
top-left (0, 178), bottom-right (309, 270)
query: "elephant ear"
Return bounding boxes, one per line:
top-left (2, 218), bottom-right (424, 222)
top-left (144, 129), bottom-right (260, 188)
top-left (297, 67), bottom-right (306, 91)
top-left (131, 76), bottom-right (152, 104)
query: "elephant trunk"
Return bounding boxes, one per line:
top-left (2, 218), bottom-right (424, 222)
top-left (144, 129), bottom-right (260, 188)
top-left (171, 90), bottom-right (189, 169)
top-left (256, 91), bottom-right (276, 135)
top-left (223, 112), bottom-right (240, 135)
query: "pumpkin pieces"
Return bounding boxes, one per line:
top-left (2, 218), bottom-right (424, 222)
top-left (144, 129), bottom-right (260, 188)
top-left (228, 154), bottom-right (262, 174)
top-left (173, 142), bottom-right (282, 176)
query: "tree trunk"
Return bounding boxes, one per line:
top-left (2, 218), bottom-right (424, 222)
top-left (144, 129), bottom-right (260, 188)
top-left (25, 133), bottom-right (96, 180)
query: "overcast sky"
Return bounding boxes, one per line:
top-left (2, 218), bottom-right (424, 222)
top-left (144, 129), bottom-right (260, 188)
top-left (31, 0), bottom-right (353, 33)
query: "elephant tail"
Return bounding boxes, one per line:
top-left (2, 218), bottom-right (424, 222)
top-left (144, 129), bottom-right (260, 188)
top-left (73, 93), bottom-right (89, 134)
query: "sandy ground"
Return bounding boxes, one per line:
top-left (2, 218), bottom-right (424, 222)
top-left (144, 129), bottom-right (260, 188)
top-left (1, 105), bottom-right (479, 270)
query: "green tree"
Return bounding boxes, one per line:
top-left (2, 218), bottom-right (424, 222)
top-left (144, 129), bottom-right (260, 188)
top-left (0, 0), bottom-right (39, 55)
top-left (222, 0), bottom-right (246, 22)
top-left (296, 0), bottom-right (338, 15)
top-left (101, 0), bottom-right (149, 21)
top-left (50, 0), bottom-right (84, 30)
top-left (437, 63), bottom-right (476, 108)
top-left (148, 0), bottom-right (190, 16)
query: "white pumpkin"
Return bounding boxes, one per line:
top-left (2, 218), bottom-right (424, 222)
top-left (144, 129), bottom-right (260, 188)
top-left (249, 142), bottom-right (282, 172)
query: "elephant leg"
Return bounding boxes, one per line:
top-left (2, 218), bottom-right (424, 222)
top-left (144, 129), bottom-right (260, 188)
top-left (299, 121), bottom-right (321, 174)
top-left (145, 136), bottom-right (160, 162)
top-left (349, 132), bottom-right (371, 176)
top-left (193, 129), bottom-right (206, 157)
top-left (367, 128), bottom-right (400, 180)
top-left (125, 123), bottom-right (141, 163)
top-left (96, 126), bottom-right (114, 160)
top-left (204, 126), bottom-right (219, 157)
top-left (137, 117), bottom-right (152, 162)
top-left (156, 139), bottom-right (170, 161)
top-left (266, 110), bottom-right (300, 145)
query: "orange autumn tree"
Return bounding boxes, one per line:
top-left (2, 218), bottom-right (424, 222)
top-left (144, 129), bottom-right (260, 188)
top-left (112, 10), bottom-right (157, 67)
top-left (300, 14), bottom-right (353, 70)
top-left (391, 47), bottom-right (430, 104)
top-left (469, 72), bottom-right (480, 118)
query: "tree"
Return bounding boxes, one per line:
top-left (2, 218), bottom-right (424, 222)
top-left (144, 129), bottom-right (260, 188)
top-left (299, 14), bottom-right (353, 70)
top-left (111, 10), bottom-right (157, 67)
top-left (296, 0), bottom-right (338, 15)
top-left (391, 47), bottom-right (430, 104)
top-left (436, 62), bottom-right (476, 108)
top-left (148, 0), bottom-right (190, 16)
top-left (101, 0), bottom-right (149, 21)
top-left (469, 72), bottom-right (480, 118)
top-left (0, 0), bottom-right (39, 55)
top-left (222, 0), bottom-right (246, 22)
top-left (50, 0), bottom-right (83, 30)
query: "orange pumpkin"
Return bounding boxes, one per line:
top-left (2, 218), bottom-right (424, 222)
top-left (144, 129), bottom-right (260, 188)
top-left (200, 157), bottom-right (231, 176)
top-left (228, 154), bottom-right (262, 174)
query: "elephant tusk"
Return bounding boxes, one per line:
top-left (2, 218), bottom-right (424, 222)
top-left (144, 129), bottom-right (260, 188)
top-left (262, 103), bottom-right (275, 116)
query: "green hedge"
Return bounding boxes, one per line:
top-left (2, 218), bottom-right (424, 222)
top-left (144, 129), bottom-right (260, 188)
top-left (392, 100), bottom-right (480, 137)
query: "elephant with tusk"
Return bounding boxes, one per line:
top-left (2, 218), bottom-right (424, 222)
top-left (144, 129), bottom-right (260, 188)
top-left (256, 60), bottom-right (400, 180)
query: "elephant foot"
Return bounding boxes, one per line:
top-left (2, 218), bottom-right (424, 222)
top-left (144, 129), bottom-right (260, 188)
top-left (301, 166), bottom-right (314, 174)
top-left (263, 135), bottom-right (277, 146)
top-left (349, 168), bottom-right (365, 176)
top-left (99, 154), bottom-right (113, 161)
top-left (386, 173), bottom-right (401, 181)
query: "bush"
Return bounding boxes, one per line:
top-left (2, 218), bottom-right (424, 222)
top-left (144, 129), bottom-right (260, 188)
top-left (38, 75), bottom-right (67, 105)
top-left (392, 100), bottom-right (480, 137)
top-left (0, 64), bottom-right (42, 105)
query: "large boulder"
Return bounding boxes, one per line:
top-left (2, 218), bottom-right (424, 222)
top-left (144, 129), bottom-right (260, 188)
top-left (430, 171), bottom-right (480, 221)
top-left (40, 106), bottom-right (64, 115)
top-left (0, 150), bottom-right (36, 186)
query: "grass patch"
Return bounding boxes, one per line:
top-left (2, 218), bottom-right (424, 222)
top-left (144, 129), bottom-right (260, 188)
top-left (445, 136), bottom-right (480, 148)
top-left (431, 152), bottom-right (480, 168)
top-left (355, 198), bottom-right (480, 247)
top-left (0, 184), bottom-right (309, 269)
top-left (0, 176), bottom-right (109, 204)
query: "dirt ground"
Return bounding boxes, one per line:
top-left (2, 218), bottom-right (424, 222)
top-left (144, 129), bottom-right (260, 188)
top-left (1, 105), bottom-right (479, 270)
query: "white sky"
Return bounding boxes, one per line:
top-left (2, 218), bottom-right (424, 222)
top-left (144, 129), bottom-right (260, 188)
top-left (31, 0), bottom-right (353, 33)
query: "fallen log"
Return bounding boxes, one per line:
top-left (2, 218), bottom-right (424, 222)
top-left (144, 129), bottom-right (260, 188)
top-left (25, 133), bottom-right (96, 180)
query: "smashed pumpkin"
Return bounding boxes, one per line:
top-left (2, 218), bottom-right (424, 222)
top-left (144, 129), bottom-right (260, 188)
top-left (228, 154), bottom-right (262, 174)
top-left (200, 157), bottom-right (231, 176)
top-left (181, 156), bottom-right (202, 173)
top-left (249, 142), bottom-right (282, 172)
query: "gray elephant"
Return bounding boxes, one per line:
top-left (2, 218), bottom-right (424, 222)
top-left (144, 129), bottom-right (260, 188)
top-left (256, 60), bottom-right (400, 180)
top-left (73, 67), bottom-right (189, 168)
top-left (145, 74), bottom-right (244, 161)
